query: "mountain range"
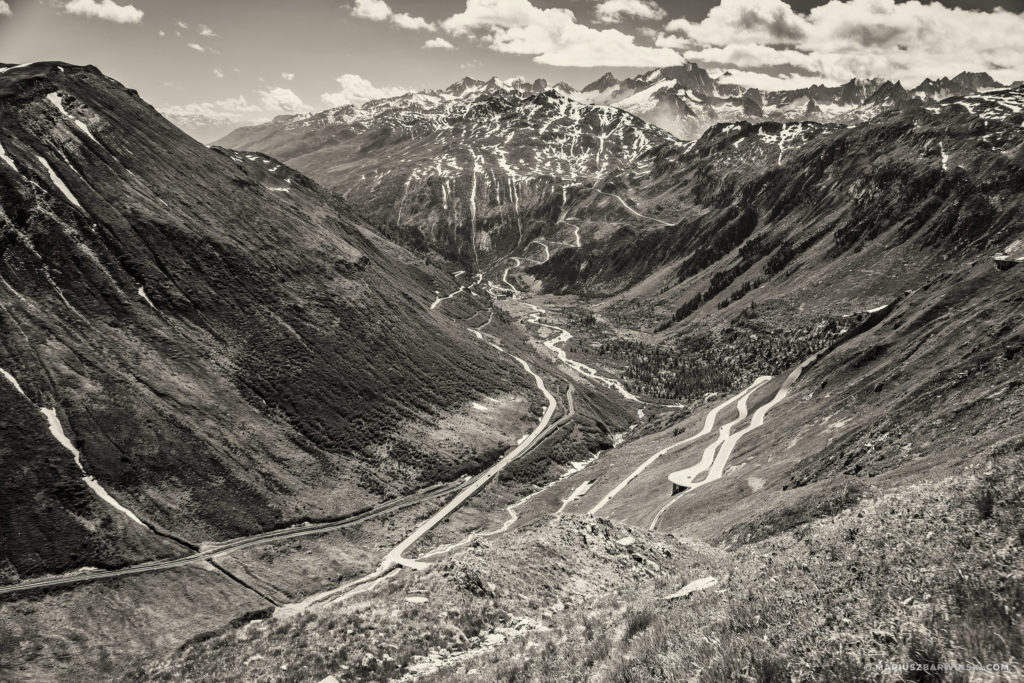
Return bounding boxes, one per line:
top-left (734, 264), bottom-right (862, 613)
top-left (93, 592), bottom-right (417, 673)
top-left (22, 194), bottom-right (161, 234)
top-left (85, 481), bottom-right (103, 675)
top-left (213, 63), bottom-right (1015, 271)
top-left (576, 64), bottom-right (1005, 138)
top-left (170, 62), bottom-right (1009, 145)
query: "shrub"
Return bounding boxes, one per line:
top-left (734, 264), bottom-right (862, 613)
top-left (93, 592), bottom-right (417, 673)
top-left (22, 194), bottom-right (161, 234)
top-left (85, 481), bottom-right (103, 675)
top-left (972, 488), bottom-right (995, 520)
top-left (624, 605), bottom-right (656, 640)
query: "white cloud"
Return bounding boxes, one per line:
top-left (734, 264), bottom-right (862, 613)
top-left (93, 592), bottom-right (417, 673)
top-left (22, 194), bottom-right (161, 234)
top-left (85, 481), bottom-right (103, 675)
top-left (162, 95), bottom-right (260, 123)
top-left (351, 0), bottom-right (390, 21)
top-left (158, 29), bottom-right (165, 37)
top-left (679, 43), bottom-right (822, 72)
top-left (199, 24), bottom-right (217, 37)
top-left (187, 43), bottom-right (206, 52)
top-left (666, 0), bottom-right (1024, 86)
top-left (666, 0), bottom-right (807, 47)
top-left (351, 0), bottom-right (436, 31)
top-left (64, 0), bottom-right (143, 24)
top-left (718, 70), bottom-right (829, 91)
top-left (163, 87), bottom-right (315, 131)
top-left (442, 0), bottom-right (682, 67)
top-left (213, 68), bottom-right (224, 78)
top-left (281, 72), bottom-right (295, 81)
top-left (391, 12), bottom-right (434, 31)
top-left (320, 74), bottom-right (407, 108)
top-left (0, 2), bottom-right (12, 17)
top-left (176, 20), bottom-right (188, 29)
top-left (424, 37), bottom-right (455, 49)
top-left (594, 0), bottom-right (666, 24)
top-left (258, 87), bottom-right (309, 113)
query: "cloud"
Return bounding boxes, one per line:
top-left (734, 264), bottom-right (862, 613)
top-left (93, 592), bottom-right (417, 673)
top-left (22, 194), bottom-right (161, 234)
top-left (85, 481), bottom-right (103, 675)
top-left (424, 37), bottom-right (455, 49)
top-left (350, 0), bottom-right (436, 31)
top-left (717, 70), bottom-right (829, 91)
top-left (161, 95), bottom-right (260, 123)
top-left (442, 0), bottom-right (683, 67)
top-left (258, 87), bottom-right (309, 113)
top-left (281, 72), bottom-right (295, 81)
top-left (158, 29), bottom-right (165, 37)
top-left (391, 12), bottom-right (434, 31)
top-left (213, 68), bottom-right (224, 78)
top-left (187, 43), bottom-right (206, 52)
top-left (199, 24), bottom-right (217, 37)
top-left (677, 43), bottom-right (822, 72)
top-left (665, 0), bottom-right (1024, 86)
top-left (0, 2), bottom-right (11, 17)
top-left (64, 0), bottom-right (143, 24)
top-left (351, 0), bottom-right (390, 21)
top-left (666, 0), bottom-right (807, 47)
top-left (320, 74), bottom-right (407, 108)
top-left (594, 0), bottom-right (666, 24)
top-left (176, 20), bottom-right (188, 29)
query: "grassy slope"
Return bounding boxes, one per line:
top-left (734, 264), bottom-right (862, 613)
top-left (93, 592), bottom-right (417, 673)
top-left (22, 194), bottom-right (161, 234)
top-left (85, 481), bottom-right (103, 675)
top-left (0, 63), bottom-right (537, 577)
top-left (121, 441), bottom-right (1023, 681)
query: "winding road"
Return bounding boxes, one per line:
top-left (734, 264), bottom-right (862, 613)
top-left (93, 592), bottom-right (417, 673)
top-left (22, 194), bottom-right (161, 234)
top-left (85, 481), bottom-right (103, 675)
top-left (380, 347), bottom-right (557, 570)
top-left (586, 376), bottom-right (770, 517)
top-left (281, 329), bottom-right (560, 612)
top-left (649, 353), bottom-right (821, 530)
top-left (593, 189), bottom-right (676, 226)
top-left (0, 479), bottom-right (468, 597)
top-left (431, 273), bottom-right (482, 310)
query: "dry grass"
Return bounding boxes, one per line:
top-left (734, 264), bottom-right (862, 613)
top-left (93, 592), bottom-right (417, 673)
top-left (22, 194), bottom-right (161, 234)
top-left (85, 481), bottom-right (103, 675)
top-left (117, 445), bottom-right (1024, 682)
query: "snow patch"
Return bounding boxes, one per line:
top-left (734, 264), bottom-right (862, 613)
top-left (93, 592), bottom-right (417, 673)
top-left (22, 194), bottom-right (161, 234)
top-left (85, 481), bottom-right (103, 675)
top-left (0, 63), bottom-right (34, 75)
top-left (36, 155), bottom-right (83, 209)
top-left (0, 141), bottom-right (15, 171)
top-left (41, 406), bottom-right (146, 526)
top-left (47, 92), bottom-right (99, 144)
top-left (138, 286), bottom-right (156, 309)
top-left (1, 368), bottom-right (27, 397)
top-left (82, 476), bottom-right (146, 526)
top-left (73, 119), bottom-right (99, 144)
top-left (41, 407), bottom-right (84, 469)
top-left (46, 92), bottom-right (69, 117)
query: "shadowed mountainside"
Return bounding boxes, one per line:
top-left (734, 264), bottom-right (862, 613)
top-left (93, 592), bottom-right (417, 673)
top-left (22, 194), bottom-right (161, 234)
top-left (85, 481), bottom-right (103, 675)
top-left (0, 62), bottom-right (534, 580)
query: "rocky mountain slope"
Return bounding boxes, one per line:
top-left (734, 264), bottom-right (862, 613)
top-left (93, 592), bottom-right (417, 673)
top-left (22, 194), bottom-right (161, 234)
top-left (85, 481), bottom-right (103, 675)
top-left (217, 79), bottom-right (683, 267)
top-left (0, 61), bottom-right (538, 580)
top-left (534, 85), bottom-right (1024, 300)
top-left (215, 67), bottom-right (1007, 272)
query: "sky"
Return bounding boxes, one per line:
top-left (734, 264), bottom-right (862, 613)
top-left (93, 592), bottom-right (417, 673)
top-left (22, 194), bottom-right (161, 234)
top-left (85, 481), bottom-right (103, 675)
top-left (1, 0), bottom-right (1022, 135)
